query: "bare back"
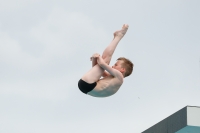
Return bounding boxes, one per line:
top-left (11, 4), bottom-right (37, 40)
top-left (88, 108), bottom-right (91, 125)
top-left (87, 75), bottom-right (123, 97)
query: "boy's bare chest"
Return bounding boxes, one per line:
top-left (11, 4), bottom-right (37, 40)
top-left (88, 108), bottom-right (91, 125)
top-left (99, 75), bottom-right (114, 83)
top-left (97, 76), bottom-right (120, 88)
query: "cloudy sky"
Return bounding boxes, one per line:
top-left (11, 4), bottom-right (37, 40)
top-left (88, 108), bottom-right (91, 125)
top-left (0, 0), bottom-right (200, 133)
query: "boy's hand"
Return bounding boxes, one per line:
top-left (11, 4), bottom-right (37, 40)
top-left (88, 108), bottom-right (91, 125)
top-left (90, 53), bottom-right (100, 61)
top-left (97, 55), bottom-right (106, 66)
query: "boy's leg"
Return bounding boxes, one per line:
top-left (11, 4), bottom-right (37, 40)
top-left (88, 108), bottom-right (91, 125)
top-left (81, 64), bottom-right (104, 83)
top-left (102, 24), bottom-right (129, 65)
top-left (81, 24), bottom-right (129, 83)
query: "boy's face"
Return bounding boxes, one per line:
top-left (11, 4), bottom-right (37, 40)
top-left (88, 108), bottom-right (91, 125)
top-left (112, 60), bottom-right (125, 73)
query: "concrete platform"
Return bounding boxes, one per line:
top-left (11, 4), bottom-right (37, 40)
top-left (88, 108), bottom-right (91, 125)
top-left (142, 106), bottom-right (200, 133)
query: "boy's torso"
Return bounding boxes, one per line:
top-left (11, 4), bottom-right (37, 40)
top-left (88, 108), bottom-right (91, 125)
top-left (87, 75), bottom-right (123, 97)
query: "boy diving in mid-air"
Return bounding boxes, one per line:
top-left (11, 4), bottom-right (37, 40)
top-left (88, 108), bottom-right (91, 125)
top-left (78, 24), bottom-right (133, 97)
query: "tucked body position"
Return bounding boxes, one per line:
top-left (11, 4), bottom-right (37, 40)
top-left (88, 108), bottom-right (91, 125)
top-left (78, 24), bottom-right (134, 97)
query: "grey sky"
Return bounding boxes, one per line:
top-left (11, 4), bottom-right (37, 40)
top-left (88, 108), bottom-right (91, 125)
top-left (0, 0), bottom-right (200, 133)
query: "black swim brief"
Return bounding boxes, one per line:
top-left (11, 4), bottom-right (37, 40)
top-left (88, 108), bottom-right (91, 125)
top-left (78, 79), bottom-right (97, 94)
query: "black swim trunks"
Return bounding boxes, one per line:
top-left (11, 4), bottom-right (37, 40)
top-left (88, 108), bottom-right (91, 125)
top-left (78, 79), bottom-right (97, 94)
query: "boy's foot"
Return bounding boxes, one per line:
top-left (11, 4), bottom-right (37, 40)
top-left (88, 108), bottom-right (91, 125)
top-left (114, 24), bottom-right (129, 38)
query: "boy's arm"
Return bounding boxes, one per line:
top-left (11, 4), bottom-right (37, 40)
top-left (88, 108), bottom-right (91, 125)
top-left (91, 54), bottom-right (110, 77)
top-left (102, 71), bottom-right (110, 77)
top-left (90, 53), bottom-right (100, 67)
top-left (97, 56), bottom-right (123, 80)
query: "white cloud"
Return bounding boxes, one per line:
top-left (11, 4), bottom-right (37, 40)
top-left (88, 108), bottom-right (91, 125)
top-left (30, 8), bottom-right (108, 58)
top-left (0, 8), bottom-right (109, 100)
top-left (0, 0), bottom-right (40, 11)
top-left (0, 32), bottom-right (21, 60)
top-left (0, 76), bottom-right (74, 101)
top-left (0, 31), bottom-right (44, 70)
top-left (0, 7), bottom-right (109, 69)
